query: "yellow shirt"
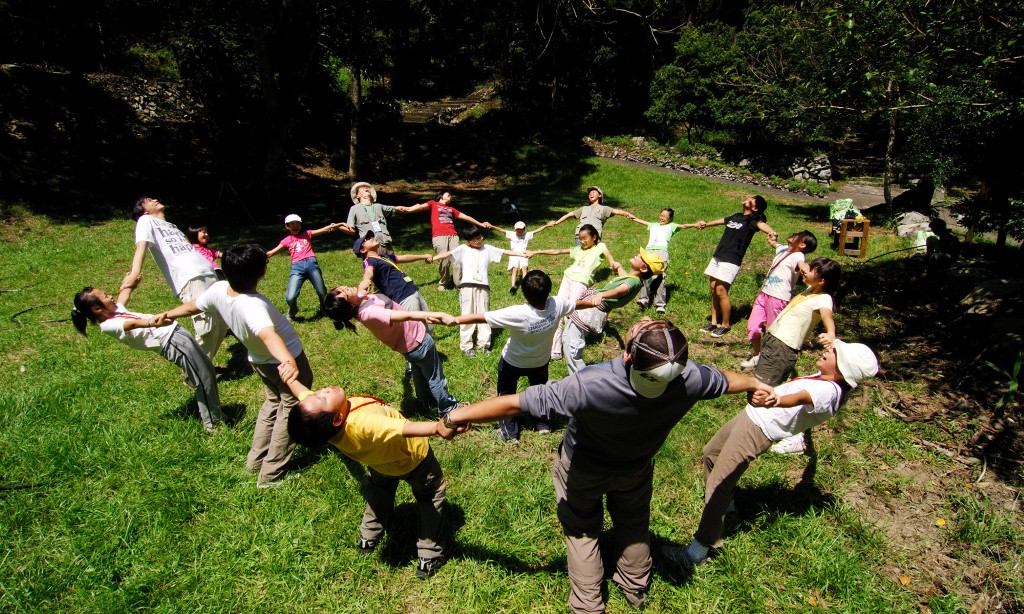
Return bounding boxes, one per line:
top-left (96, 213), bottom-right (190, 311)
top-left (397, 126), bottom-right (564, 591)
top-left (329, 396), bottom-right (429, 476)
top-left (766, 291), bottom-right (834, 350)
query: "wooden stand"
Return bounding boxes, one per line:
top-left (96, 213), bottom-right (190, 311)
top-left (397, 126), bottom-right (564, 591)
top-left (839, 219), bottom-right (869, 258)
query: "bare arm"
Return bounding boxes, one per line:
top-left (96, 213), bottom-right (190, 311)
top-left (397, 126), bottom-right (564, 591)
top-left (624, 215), bottom-right (651, 227)
top-left (357, 265), bottom-right (375, 296)
top-left (394, 253), bottom-right (433, 264)
top-left (439, 394), bottom-right (524, 433)
top-left (722, 369), bottom-right (778, 404)
top-left (610, 208), bottom-right (633, 219)
top-left (601, 244), bottom-right (622, 274)
top-left (388, 310), bottom-right (455, 323)
top-left (309, 222), bottom-right (345, 237)
top-left (116, 274), bottom-right (141, 306)
top-left (448, 312), bottom-right (487, 325)
top-left (257, 327), bottom-right (298, 371)
top-left (757, 220), bottom-right (778, 242)
top-left (160, 300), bottom-right (202, 321)
top-left (267, 244), bottom-right (287, 258)
top-left (548, 212), bottom-right (576, 227)
top-left (336, 223), bottom-right (356, 235)
top-left (458, 213), bottom-right (491, 230)
top-left (816, 308), bottom-right (836, 345)
top-left (397, 203), bottom-right (430, 214)
top-left (697, 218), bottom-right (726, 229)
top-left (120, 241), bottom-right (150, 297)
top-left (122, 314), bottom-right (174, 332)
top-left (749, 388), bottom-right (811, 407)
top-left (530, 248), bottom-right (571, 256)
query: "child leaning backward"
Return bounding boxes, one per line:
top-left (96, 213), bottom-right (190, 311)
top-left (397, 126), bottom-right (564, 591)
top-left (664, 338), bottom-right (878, 569)
top-left (322, 286), bottom-right (460, 418)
top-left (72, 277), bottom-right (224, 434)
top-left (432, 225), bottom-right (528, 357)
top-left (622, 207), bottom-right (695, 314)
top-left (741, 230), bottom-right (818, 369)
top-left (266, 214), bottom-right (346, 320)
top-left (280, 365), bottom-right (467, 580)
top-left (754, 257), bottom-right (840, 455)
top-left (157, 243), bottom-right (314, 488)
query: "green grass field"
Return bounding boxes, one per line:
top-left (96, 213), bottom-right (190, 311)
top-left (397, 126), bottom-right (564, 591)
top-left (1, 159), bottom-right (1015, 612)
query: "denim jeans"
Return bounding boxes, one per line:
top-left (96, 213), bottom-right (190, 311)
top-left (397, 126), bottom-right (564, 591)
top-left (404, 333), bottom-right (457, 416)
top-left (285, 257), bottom-right (327, 315)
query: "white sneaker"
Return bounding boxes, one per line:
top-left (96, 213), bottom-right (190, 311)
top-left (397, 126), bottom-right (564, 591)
top-left (770, 432), bottom-right (807, 455)
top-left (739, 354), bottom-right (761, 369)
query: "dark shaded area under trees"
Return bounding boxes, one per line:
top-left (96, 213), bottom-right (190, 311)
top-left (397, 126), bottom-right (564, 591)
top-left (1, 0), bottom-right (1021, 245)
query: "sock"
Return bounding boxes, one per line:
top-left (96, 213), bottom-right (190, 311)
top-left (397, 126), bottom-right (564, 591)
top-left (687, 540), bottom-right (710, 561)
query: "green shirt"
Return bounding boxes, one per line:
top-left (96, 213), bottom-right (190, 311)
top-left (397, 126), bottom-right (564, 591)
top-left (598, 275), bottom-right (642, 310)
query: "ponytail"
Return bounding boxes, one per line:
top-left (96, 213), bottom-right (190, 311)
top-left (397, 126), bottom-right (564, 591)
top-left (322, 291), bottom-right (358, 333)
top-left (71, 287), bottom-right (102, 336)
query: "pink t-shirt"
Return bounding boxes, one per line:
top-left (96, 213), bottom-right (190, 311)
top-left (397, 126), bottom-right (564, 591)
top-left (356, 294), bottom-right (425, 354)
top-left (193, 244), bottom-right (221, 269)
top-left (279, 231), bottom-right (316, 263)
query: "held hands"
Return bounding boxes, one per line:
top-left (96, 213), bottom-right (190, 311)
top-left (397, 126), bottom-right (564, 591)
top-left (426, 254), bottom-right (434, 264)
top-left (277, 361), bottom-right (299, 384)
top-left (426, 312), bottom-right (458, 326)
top-left (696, 220), bottom-right (708, 229)
top-left (436, 419), bottom-right (472, 440)
top-left (151, 312), bottom-right (173, 327)
top-left (120, 272), bottom-right (142, 291)
top-left (817, 332), bottom-right (836, 348)
top-left (749, 381), bottom-right (779, 407)
top-left (482, 221), bottom-right (494, 229)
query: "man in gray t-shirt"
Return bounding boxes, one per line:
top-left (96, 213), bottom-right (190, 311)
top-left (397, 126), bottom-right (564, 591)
top-left (545, 186), bottom-right (633, 238)
top-left (438, 317), bottom-right (773, 613)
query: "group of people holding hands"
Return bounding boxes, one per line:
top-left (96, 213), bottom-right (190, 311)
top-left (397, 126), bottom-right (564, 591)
top-left (70, 183), bottom-right (879, 612)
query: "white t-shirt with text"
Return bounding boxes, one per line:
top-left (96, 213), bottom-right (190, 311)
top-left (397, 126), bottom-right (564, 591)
top-left (195, 281), bottom-right (302, 364)
top-left (134, 215), bottom-right (215, 295)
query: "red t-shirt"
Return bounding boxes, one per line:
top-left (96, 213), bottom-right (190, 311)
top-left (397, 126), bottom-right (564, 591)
top-left (429, 200), bottom-right (462, 237)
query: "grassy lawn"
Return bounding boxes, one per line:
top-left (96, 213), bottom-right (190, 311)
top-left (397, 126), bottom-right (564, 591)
top-left (0, 158), bottom-right (1016, 612)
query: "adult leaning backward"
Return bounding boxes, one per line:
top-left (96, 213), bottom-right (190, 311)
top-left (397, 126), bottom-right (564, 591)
top-left (437, 317), bottom-right (775, 613)
top-left (120, 196), bottom-right (227, 359)
top-left (340, 182), bottom-right (398, 257)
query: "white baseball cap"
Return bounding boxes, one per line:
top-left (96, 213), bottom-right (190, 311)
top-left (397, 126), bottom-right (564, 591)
top-left (514, 221), bottom-right (526, 230)
top-left (284, 214), bottom-right (302, 224)
top-left (833, 339), bottom-right (879, 388)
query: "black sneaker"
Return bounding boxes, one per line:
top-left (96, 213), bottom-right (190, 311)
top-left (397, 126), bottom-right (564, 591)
top-left (700, 323), bottom-right (717, 333)
top-left (357, 538), bottom-right (378, 555)
top-left (415, 556), bottom-right (446, 579)
top-left (510, 286), bottom-right (517, 294)
top-left (710, 326), bottom-right (731, 338)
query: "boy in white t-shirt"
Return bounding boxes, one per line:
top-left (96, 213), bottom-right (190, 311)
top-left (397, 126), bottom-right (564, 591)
top-left (488, 220), bottom-right (550, 294)
top-left (436, 270), bottom-right (577, 442)
top-left (741, 230), bottom-right (817, 369)
top-left (121, 196), bottom-right (227, 359)
top-left (432, 225), bottom-right (528, 356)
top-left (664, 338), bottom-right (878, 568)
top-left (157, 243), bottom-right (314, 488)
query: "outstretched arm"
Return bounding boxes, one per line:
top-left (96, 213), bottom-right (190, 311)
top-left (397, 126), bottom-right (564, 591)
top-left (757, 220), bottom-right (778, 243)
top-left (434, 394), bottom-right (524, 439)
top-left (601, 244), bottom-right (622, 274)
top-left (267, 244), bottom-right (287, 258)
top-left (624, 215), bottom-right (651, 227)
top-left (722, 369), bottom-right (778, 405)
top-left (531, 248), bottom-right (571, 256)
top-left (395, 203), bottom-right (430, 215)
top-left (610, 208), bottom-right (633, 219)
top-left (458, 213), bottom-right (492, 230)
top-left (120, 241), bottom-right (151, 300)
top-left (388, 310), bottom-right (456, 324)
top-left (257, 327), bottom-right (298, 372)
top-left (816, 308), bottom-right (836, 345)
top-left (156, 300), bottom-right (202, 324)
top-left (357, 265), bottom-right (375, 296)
top-left (547, 212), bottom-right (576, 227)
top-left (751, 388), bottom-right (812, 408)
top-left (310, 222), bottom-right (346, 237)
top-left (394, 253), bottom-right (433, 264)
top-left (116, 274), bottom-right (141, 306)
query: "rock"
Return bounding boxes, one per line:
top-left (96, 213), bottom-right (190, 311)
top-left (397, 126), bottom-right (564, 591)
top-left (897, 222), bottom-right (930, 238)
top-left (898, 212), bottom-right (930, 226)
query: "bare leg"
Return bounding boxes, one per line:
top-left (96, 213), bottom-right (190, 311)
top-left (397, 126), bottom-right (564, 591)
top-left (712, 280), bottom-right (733, 328)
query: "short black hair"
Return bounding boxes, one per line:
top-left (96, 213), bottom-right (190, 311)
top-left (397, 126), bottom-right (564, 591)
top-left (221, 244), bottom-right (267, 292)
top-left (520, 270), bottom-right (552, 309)
top-left (130, 196), bottom-right (150, 221)
top-left (185, 225), bottom-right (207, 244)
top-left (752, 195), bottom-right (768, 213)
top-left (287, 400), bottom-right (343, 447)
top-left (662, 208), bottom-right (675, 220)
top-left (795, 230), bottom-right (818, 254)
top-left (435, 188), bottom-right (453, 201)
top-left (461, 225), bottom-right (483, 241)
top-left (578, 224), bottom-right (599, 242)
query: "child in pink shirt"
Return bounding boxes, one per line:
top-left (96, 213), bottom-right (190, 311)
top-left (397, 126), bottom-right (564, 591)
top-left (186, 225), bottom-right (225, 280)
top-left (323, 286), bottom-right (460, 417)
top-left (267, 214), bottom-right (344, 320)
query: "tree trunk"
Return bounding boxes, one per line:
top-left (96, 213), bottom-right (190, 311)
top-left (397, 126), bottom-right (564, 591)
top-left (883, 82), bottom-right (896, 205)
top-left (349, 63), bottom-right (361, 179)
